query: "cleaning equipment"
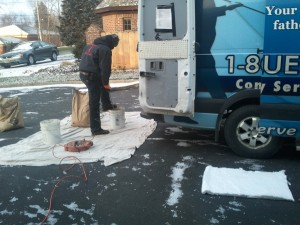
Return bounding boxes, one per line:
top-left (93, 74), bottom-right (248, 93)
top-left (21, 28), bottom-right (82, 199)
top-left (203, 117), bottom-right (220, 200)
top-left (40, 119), bottom-right (61, 146)
top-left (64, 139), bottom-right (93, 152)
top-left (109, 106), bottom-right (125, 129)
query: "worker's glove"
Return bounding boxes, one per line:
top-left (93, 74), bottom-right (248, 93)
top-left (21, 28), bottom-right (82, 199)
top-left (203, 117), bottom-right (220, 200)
top-left (104, 84), bottom-right (112, 91)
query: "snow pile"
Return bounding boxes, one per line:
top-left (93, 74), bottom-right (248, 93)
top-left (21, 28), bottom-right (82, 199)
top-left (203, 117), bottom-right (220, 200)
top-left (0, 54), bottom-right (138, 87)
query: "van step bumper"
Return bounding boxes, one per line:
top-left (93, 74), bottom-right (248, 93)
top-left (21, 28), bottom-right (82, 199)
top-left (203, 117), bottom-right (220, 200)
top-left (140, 111), bottom-right (164, 122)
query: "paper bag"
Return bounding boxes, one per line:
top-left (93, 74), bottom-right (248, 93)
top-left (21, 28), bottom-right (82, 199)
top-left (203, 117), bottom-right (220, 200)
top-left (71, 89), bottom-right (90, 127)
top-left (0, 95), bottom-right (24, 132)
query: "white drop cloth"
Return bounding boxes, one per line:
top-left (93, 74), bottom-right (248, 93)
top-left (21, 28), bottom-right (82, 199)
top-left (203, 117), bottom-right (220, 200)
top-left (201, 166), bottom-right (294, 201)
top-left (0, 112), bottom-right (157, 166)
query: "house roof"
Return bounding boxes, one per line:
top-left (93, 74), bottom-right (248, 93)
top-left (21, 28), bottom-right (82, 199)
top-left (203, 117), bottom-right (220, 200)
top-left (0, 37), bottom-right (22, 44)
top-left (0, 25), bottom-right (28, 38)
top-left (22, 26), bottom-right (38, 35)
top-left (96, 0), bottom-right (138, 14)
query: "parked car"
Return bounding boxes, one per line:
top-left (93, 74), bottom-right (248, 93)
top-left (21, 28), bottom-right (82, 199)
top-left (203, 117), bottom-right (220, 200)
top-left (0, 41), bottom-right (59, 68)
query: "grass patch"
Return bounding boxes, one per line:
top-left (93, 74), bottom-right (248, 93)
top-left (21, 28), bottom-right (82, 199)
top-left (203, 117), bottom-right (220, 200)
top-left (58, 46), bottom-right (74, 55)
top-left (60, 61), bottom-right (76, 66)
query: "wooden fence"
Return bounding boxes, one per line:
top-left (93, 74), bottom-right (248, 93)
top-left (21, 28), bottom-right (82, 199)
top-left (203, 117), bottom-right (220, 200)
top-left (101, 31), bottom-right (138, 70)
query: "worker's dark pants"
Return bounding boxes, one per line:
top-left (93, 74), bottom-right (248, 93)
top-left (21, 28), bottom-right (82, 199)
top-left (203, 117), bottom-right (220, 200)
top-left (80, 73), bottom-right (112, 132)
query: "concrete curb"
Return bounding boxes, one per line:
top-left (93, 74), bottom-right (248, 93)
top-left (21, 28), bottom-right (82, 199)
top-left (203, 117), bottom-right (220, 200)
top-left (110, 80), bottom-right (139, 91)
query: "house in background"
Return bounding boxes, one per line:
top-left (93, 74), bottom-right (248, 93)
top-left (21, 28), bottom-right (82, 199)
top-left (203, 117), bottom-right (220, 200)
top-left (0, 25), bottom-right (38, 54)
top-left (0, 37), bottom-right (22, 54)
top-left (0, 25), bottom-right (61, 54)
top-left (85, 0), bottom-right (138, 70)
top-left (0, 25), bottom-right (38, 41)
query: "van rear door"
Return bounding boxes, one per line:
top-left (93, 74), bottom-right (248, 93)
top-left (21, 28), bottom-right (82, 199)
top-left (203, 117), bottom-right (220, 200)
top-left (138, 0), bottom-right (196, 116)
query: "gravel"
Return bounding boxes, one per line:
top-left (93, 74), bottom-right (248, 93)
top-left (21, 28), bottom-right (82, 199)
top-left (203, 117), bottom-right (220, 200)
top-left (0, 61), bottom-right (139, 88)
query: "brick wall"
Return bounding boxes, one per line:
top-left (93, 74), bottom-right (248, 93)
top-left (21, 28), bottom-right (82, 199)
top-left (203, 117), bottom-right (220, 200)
top-left (85, 10), bottom-right (138, 69)
top-left (85, 23), bottom-right (102, 45)
top-left (102, 11), bottom-right (137, 33)
top-left (0, 44), bottom-right (4, 54)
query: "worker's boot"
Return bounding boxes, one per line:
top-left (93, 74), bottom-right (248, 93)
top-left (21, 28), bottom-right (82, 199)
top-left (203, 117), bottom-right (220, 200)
top-left (92, 128), bottom-right (109, 135)
top-left (102, 104), bottom-right (118, 112)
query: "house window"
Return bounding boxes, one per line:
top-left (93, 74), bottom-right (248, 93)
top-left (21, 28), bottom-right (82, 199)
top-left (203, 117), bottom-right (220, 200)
top-left (123, 18), bottom-right (132, 31)
top-left (98, 15), bottom-right (103, 31)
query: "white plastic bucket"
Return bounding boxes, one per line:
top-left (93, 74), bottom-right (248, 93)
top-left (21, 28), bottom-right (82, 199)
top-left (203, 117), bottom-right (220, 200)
top-left (109, 107), bottom-right (125, 129)
top-left (40, 119), bottom-right (61, 145)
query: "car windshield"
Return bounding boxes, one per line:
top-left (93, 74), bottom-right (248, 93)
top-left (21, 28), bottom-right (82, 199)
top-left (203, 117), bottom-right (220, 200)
top-left (12, 43), bottom-right (32, 51)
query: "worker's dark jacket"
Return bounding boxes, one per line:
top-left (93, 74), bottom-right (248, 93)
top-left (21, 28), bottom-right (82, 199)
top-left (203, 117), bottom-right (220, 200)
top-left (79, 35), bottom-right (116, 85)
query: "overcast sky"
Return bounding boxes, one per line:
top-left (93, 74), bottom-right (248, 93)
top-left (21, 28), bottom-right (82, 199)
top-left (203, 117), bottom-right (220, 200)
top-left (0, 0), bottom-right (34, 16)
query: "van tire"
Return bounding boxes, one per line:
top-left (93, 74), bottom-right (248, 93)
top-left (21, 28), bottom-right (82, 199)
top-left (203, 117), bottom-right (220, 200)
top-left (224, 105), bottom-right (282, 159)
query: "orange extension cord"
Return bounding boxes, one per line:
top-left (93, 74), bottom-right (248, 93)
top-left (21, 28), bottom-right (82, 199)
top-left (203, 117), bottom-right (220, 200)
top-left (39, 139), bottom-right (92, 225)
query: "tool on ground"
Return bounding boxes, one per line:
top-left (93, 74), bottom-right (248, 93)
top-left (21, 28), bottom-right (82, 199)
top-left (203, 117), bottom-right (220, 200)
top-left (63, 139), bottom-right (93, 152)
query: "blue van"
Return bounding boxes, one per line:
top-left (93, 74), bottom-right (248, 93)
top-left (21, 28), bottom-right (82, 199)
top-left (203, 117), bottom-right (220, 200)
top-left (138, 0), bottom-right (300, 158)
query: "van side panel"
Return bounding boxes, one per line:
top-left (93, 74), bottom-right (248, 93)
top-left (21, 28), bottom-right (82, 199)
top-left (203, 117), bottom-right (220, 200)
top-left (139, 0), bottom-right (300, 138)
top-left (195, 0), bottom-right (265, 101)
top-left (260, 0), bottom-right (300, 137)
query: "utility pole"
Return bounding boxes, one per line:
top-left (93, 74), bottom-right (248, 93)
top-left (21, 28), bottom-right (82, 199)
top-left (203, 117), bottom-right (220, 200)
top-left (58, 0), bottom-right (60, 16)
top-left (36, 0), bottom-right (43, 41)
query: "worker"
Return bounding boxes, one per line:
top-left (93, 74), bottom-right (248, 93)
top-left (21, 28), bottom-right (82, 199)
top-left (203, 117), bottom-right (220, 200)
top-left (79, 34), bottom-right (119, 135)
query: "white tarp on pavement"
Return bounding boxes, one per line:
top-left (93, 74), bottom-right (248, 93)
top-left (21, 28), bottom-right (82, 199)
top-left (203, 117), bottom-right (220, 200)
top-left (201, 166), bottom-right (294, 201)
top-left (0, 111), bottom-right (156, 166)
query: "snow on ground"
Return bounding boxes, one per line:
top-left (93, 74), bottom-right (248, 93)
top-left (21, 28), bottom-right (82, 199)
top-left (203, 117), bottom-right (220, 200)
top-left (0, 52), bottom-right (138, 88)
top-left (0, 54), bottom-right (76, 78)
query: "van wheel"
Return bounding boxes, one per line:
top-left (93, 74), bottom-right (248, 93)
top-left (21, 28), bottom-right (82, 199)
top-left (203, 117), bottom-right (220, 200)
top-left (27, 55), bottom-right (35, 65)
top-left (224, 105), bottom-right (282, 159)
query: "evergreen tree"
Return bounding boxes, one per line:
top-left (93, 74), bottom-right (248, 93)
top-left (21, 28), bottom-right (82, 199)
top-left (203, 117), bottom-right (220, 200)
top-left (58, 0), bottom-right (102, 58)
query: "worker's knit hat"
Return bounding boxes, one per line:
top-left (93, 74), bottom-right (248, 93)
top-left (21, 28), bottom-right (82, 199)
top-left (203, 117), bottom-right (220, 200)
top-left (111, 34), bottom-right (119, 48)
top-left (94, 34), bottom-right (119, 50)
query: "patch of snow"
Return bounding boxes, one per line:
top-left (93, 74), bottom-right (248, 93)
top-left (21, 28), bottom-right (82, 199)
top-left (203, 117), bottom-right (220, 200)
top-left (210, 217), bottom-right (220, 224)
top-left (107, 173), bottom-right (117, 177)
top-left (70, 182), bottom-right (80, 190)
top-left (9, 197), bottom-right (18, 202)
top-left (165, 127), bottom-right (189, 135)
top-left (0, 209), bottom-right (13, 215)
top-left (166, 156), bottom-right (194, 206)
top-left (63, 202), bottom-right (95, 216)
top-left (0, 54), bottom-right (75, 78)
top-left (176, 141), bottom-right (191, 147)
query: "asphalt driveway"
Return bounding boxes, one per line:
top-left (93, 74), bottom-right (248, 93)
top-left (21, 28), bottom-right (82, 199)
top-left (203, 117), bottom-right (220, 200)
top-left (0, 85), bottom-right (299, 225)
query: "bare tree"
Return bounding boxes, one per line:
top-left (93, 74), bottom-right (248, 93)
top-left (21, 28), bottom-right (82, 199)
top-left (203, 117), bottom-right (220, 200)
top-left (34, 0), bottom-right (61, 44)
top-left (0, 15), bottom-right (17, 26)
top-left (0, 14), bottom-right (32, 27)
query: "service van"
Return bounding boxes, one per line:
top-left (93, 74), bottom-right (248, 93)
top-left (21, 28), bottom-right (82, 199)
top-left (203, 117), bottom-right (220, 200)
top-left (138, 0), bottom-right (300, 158)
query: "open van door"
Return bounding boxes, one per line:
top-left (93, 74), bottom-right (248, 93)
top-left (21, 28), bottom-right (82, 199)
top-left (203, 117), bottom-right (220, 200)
top-left (138, 0), bottom-right (196, 116)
